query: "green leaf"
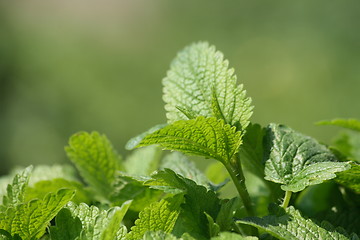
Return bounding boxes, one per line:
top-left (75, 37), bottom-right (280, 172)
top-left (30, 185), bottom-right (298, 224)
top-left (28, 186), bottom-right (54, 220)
top-left (146, 169), bottom-right (221, 239)
top-left (138, 116), bottom-right (243, 164)
top-left (264, 124), bottom-right (350, 192)
top-left (317, 119), bottom-right (360, 132)
top-left (238, 205), bottom-right (358, 240)
top-left (205, 213), bottom-right (220, 238)
top-left (1, 166), bottom-right (32, 208)
top-left (111, 173), bottom-right (162, 212)
top-left (160, 152), bottom-right (211, 189)
top-left (65, 131), bottom-right (124, 200)
top-left (0, 189), bottom-right (75, 239)
top-left (335, 162), bottom-right (360, 194)
top-left (62, 201), bottom-right (130, 240)
top-left (211, 232), bottom-right (258, 240)
top-left (216, 198), bottom-right (241, 232)
top-left (126, 195), bottom-right (183, 240)
top-left (29, 164), bottom-right (79, 186)
top-left (25, 178), bottom-right (91, 204)
top-left (49, 208), bottom-right (82, 240)
top-left (125, 146), bottom-right (162, 176)
top-left (163, 42), bottom-right (253, 130)
top-left (126, 124), bottom-right (167, 150)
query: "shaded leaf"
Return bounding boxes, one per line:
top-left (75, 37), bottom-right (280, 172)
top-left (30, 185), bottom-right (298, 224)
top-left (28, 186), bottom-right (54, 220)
top-left (264, 124), bottom-right (350, 192)
top-left (238, 205), bottom-right (358, 240)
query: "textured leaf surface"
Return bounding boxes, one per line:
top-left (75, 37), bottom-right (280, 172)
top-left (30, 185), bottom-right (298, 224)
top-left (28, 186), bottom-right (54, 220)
top-left (333, 131), bottom-right (360, 163)
top-left (239, 205), bottom-right (358, 240)
top-left (50, 208), bottom-right (82, 240)
top-left (1, 166), bottom-right (32, 208)
top-left (317, 119), bottom-right (360, 132)
top-left (63, 201), bottom-right (130, 240)
top-left (146, 169), bottom-right (221, 239)
top-left (264, 124), bottom-right (350, 192)
top-left (0, 189), bottom-right (75, 239)
top-left (163, 42), bottom-right (253, 130)
top-left (138, 116), bottom-right (242, 164)
top-left (126, 195), bottom-right (183, 240)
top-left (65, 131), bottom-right (124, 199)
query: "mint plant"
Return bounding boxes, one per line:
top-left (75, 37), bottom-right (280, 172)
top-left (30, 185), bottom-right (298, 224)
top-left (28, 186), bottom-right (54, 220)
top-left (0, 42), bottom-right (359, 240)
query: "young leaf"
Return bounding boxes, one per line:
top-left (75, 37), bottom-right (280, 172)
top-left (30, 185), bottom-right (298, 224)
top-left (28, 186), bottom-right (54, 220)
top-left (65, 131), bottom-right (124, 199)
top-left (126, 195), bottom-right (183, 240)
top-left (1, 166), bottom-right (32, 207)
top-left (61, 201), bottom-right (130, 240)
top-left (238, 205), bottom-right (358, 240)
top-left (264, 124), bottom-right (350, 192)
top-left (137, 116), bottom-right (243, 164)
top-left (163, 42), bottom-right (253, 130)
top-left (317, 119), bottom-right (360, 132)
top-left (0, 189), bottom-right (75, 239)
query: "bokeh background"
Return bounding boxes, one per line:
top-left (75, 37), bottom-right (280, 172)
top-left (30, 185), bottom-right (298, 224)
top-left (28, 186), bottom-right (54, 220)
top-left (1, 0), bottom-right (360, 176)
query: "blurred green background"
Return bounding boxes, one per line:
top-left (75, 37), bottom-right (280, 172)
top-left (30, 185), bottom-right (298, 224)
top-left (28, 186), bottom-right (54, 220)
top-left (1, 1), bottom-right (360, 176)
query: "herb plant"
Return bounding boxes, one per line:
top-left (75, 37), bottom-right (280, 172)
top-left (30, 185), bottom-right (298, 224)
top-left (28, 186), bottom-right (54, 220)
top-left (0, 42), bottom-right (359, 240)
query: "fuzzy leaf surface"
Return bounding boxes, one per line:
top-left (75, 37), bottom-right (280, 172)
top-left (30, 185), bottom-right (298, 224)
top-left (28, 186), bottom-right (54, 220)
top-left (138, 116), bottom-right (242, 164)
top-left (238, 205), bottom-right (358, 240)
top-left (0, 189), bottom-right (75, 239)
top-left (126, 195), bottom-right (183, 240)
top-left (163, 42), bottom-right (253, 130)
top-left (264, 124), bottom-right (350, 192)
top-left (65, 132), bottom-right (124, 199)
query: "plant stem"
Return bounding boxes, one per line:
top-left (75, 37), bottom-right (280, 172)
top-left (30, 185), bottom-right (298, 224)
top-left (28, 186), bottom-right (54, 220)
top-left (224, 155), bottom-right (254, 216)
top-left (281, 191), bottom-right (292, 208)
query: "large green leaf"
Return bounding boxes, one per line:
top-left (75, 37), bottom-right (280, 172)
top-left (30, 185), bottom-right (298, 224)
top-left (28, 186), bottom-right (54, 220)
top-left (211, 232), bottom-right (257, 240)
top-left (126, 195), bottom-right (183, 240)
top-left (0, 189), bottom-right (75, 239)
top-left (65, 132), bottom-right (124, 200)
top-left (264, 124), bottom-right (350, 192)
top-left (163, 42), bottom-right (253, 131)
top-left (238, 205), bottom-right (358, 240)
top-left (138, 116), bottom-right (242, 164)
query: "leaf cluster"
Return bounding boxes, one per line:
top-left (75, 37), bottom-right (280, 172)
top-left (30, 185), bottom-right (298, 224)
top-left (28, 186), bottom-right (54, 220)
top-left (0, 42), bottom-right (359, 239)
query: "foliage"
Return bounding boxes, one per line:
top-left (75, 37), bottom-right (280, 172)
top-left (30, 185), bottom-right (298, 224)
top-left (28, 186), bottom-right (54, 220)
top-left (0, 42), bottom-right (359, 239)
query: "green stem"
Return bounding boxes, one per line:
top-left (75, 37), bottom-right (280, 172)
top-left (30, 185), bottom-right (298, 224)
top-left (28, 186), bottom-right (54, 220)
top-left (281, 191), bottom-right (292, 208)
top-left (224, 155), bottom-right (254, 216)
